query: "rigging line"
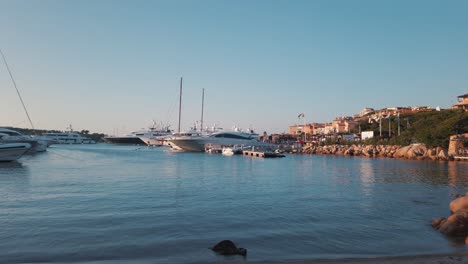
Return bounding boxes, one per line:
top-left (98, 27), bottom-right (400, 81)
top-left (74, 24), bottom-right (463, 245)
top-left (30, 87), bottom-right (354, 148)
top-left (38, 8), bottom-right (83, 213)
top-left (47, 149), bottom-right (86, 161)
top-left (0, 48), bottom-right (35, 131)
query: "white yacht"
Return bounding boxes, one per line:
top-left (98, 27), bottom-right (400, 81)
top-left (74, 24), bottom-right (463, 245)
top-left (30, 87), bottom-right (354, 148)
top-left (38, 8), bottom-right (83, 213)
top-left (0, 128), bottom-right (48, 152)
top-left (43, 132), bottom-right (96, 144)
top-left (0, 143), bottom-right (31, 162)
top-left (104, 125), bottom-right (171, 146)
top-left (168, 130), bottom-right (272, 152)
top-left (165, 130), bottom-right (202, 151)
top-left (137, 130), bottom-right (173, 146)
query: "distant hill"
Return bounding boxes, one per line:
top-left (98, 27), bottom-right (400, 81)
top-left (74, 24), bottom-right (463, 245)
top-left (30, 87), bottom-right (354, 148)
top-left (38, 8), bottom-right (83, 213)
top-left (353, 110), bottom-right (468, 148)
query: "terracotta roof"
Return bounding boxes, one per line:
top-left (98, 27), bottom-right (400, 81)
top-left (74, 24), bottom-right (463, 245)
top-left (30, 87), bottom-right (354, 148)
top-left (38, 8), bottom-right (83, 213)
top-left (457, 93), bottom-right (468, 98)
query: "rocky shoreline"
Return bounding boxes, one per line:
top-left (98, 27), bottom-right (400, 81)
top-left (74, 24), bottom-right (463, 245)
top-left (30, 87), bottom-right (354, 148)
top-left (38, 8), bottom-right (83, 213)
top-left (295, 143), bottom-right (463, 161)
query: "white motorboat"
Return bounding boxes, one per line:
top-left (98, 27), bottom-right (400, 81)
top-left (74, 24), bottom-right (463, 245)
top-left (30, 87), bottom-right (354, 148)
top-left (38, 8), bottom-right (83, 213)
top-left (221, 145), bottom-right (245, 156)
top-left (0, 128), bottom-right (48, 152)
top-left (168, 130), bottom-right (272, 152)
top-left (222, 147), bottom-right (235, 156)
top-left (0, 142), bottom-right (31, 162)
top-left (43, 132), bottom-right (96, 144)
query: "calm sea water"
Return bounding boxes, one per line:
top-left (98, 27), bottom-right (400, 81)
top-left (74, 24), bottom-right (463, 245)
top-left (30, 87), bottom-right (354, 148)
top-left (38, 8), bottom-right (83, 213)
top-left (1, 144), bottom-right (468, 264)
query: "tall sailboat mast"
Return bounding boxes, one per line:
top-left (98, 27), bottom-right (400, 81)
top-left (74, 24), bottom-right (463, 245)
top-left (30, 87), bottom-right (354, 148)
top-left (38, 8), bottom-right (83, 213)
top-left (177, 77), bottom-right (183, 134)
top-left (200, 88), bottom-right (204, 134)
top-left (0, 48), bottom-right (35, 130)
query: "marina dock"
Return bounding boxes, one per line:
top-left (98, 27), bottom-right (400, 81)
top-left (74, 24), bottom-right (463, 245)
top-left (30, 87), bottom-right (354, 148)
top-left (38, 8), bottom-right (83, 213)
top-left (242, 150), bottom-right (285, 158)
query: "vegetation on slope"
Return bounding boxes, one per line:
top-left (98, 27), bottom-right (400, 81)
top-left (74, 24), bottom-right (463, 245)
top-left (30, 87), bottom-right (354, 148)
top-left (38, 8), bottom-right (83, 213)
top-left (353, 110), bottom-right (468, 148)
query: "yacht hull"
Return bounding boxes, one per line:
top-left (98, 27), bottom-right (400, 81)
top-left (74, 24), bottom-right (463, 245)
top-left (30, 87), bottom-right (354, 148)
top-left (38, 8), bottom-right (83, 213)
top-left (0, 143), bottom-right (31, 161)
top-left (103, 136), bottom-right (146, 145)
top-left (169, 138), bottom-right (272, 152)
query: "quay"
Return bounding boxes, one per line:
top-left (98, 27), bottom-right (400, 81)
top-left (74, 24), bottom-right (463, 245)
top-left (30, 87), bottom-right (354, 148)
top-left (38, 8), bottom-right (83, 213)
top-left (242, 150), bottom-right (285, 158)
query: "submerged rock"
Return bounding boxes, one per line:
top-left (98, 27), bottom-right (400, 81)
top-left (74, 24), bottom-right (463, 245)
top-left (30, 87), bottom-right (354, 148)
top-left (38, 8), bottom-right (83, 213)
top-left (211, 240), bottom-right (247, 256)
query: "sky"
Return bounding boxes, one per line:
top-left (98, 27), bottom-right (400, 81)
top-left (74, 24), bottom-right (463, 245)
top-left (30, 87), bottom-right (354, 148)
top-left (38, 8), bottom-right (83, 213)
top-left (0, 0), bottom-right (467, 135)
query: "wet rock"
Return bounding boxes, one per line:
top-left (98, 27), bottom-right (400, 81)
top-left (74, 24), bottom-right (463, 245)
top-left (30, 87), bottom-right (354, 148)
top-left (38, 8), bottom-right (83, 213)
top-left (394, 145), bottom-right (410, 158)
top-left (211, 240), bottom-right (247, 256)
top-left (438, 149), bottom-right (449, 161)
top-left (437, 209), bottom-right (468, 237)
top-left (432, 217), bottom-right (447, 229)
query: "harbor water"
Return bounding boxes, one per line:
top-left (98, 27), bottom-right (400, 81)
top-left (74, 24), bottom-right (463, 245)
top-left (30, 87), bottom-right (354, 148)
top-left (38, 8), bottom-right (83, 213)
top-left (1, 144), bottom-right (468, 263)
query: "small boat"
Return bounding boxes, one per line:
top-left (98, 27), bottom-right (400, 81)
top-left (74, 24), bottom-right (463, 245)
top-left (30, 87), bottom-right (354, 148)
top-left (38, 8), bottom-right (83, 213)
top-left (222, 145), bottom-right (244, 156)
top-left (0, 143), bottom-right (31, 162)
top-left (222, 147), bottom-right (235, 156)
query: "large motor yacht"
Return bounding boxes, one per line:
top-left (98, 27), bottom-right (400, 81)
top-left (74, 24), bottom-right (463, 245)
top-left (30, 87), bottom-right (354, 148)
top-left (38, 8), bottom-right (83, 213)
top-left (168, 130), bottom-right (272, 152)
top-left (137, 129), bottom-right (173, 146)
top-left (104, 128), bottom-right (172, 146)
top-left (103, 129), bottom-right (156, 145)
top-left (43, 132), bottom-right (95, 144)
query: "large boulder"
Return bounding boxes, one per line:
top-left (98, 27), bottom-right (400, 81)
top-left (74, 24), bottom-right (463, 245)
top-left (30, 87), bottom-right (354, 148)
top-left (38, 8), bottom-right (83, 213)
top-left (405, 144), bottom-right (427, 159)
top-left (450, 195), bottom-right (468, 213)
top-left (394, 146), bottom-right (411, 158)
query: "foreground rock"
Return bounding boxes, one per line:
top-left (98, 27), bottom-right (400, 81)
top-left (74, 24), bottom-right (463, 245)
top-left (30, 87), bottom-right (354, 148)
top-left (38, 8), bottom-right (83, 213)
top-left (434, 209), bottom-right (468, 237)
top-left (211, 240), bottom-right (247, 256)
top-left (450, 193), bottom-right (468, 213)
top-left (433, 194), bottom-right (468, 239)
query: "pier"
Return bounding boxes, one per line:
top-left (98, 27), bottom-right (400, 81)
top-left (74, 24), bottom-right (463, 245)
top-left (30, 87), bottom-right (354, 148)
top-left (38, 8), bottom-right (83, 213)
top-left (242, 150), bottom-right (285, 158)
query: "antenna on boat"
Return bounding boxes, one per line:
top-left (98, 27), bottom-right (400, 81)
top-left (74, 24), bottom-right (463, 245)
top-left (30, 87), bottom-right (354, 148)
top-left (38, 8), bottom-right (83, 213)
top-left (0, 48), bottom-right (35, 131)
top-left (201, 88), bottom-right (205, 134)
top-left (178, 77), bottom-right (183, 134)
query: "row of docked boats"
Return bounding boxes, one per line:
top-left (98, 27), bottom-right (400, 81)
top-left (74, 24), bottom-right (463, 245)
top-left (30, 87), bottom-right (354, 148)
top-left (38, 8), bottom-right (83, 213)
top-left (0, 127), bottom-right (96, 162)
top-left (103, 126), bottom-right (273, 153)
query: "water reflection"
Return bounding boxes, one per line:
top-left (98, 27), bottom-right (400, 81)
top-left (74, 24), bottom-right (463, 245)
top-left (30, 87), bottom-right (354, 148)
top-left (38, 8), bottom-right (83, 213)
top-left (0, 161), bottom-right (31, 195)
top-left (0, 161), bottom-right (29, 177)
top-left (359, 160), bottom-right (375, 196)
top-left (447, 161), bottom-right (468, 188)
top-left (3, 144), bottom-right (468, 264)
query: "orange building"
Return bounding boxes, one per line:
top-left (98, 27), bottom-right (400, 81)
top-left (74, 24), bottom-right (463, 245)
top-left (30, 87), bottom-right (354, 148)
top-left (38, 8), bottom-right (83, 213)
top-left (452, 94), bottom-right (468, 111)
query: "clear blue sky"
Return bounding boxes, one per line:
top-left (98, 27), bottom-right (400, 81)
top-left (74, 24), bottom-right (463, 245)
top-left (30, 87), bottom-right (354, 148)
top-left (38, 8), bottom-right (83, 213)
top-left (1, 0), bottom-right (467, 135)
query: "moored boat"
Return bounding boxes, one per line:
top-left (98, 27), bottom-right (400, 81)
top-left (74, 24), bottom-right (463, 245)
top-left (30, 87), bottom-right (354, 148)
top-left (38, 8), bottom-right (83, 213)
top-left (0, 142), bottom-right (31, 162)
top-left (43, 132), bottom-right (95, 144)
top-left (0, 128), bottom-right (48, 152)
top-left (169, 130), bottom-right (273, 152)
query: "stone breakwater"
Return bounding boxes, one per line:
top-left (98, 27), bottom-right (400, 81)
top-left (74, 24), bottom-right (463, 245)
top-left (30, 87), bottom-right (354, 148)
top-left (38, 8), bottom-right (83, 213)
top-left (301, 144), bottom-right (452, 161)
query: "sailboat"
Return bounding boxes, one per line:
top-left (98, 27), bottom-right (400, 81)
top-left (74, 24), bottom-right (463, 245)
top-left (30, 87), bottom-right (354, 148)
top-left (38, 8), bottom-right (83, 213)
top-left (167, 79), bottom-right (270, 152)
